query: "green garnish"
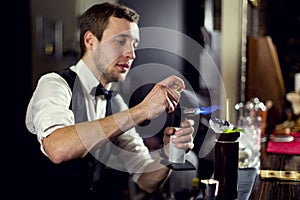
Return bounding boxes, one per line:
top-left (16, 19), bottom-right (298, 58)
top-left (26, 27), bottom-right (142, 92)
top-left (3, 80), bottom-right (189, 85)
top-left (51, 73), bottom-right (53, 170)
top-left (223, 128), bottom-right (244, 133)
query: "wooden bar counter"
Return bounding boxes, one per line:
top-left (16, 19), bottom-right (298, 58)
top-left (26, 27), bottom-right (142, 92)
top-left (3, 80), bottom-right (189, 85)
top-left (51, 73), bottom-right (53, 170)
top-left (249, 138), bottom-right (300, 200)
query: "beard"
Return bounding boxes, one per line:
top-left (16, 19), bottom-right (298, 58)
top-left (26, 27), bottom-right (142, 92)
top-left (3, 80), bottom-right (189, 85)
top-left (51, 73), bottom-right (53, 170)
top-left (92, 45), bottom-right (128, 83)
top-left (98, 63), bottom-right (127, 84)
top-left (102, 69), bottom-right (121, 83)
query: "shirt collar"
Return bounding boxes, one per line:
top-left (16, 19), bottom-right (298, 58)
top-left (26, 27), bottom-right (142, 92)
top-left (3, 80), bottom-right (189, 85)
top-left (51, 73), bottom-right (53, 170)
top-left (72, 59), bottom-right (112, 96)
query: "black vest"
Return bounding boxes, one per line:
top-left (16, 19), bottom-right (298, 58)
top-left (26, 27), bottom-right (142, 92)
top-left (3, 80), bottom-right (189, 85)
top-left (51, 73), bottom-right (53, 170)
top-left (42, 68), bottom-right (120, 199)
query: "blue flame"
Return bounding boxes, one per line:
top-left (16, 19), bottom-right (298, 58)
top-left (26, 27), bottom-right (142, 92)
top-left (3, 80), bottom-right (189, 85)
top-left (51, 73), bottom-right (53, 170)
top-left (198, 105), bottom-right (220, 115)
top-left (183, 105), bottom-right (220, 115)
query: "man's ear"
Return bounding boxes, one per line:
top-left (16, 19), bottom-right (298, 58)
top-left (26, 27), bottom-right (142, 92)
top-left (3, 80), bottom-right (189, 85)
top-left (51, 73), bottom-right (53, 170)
top-left (84, 31), bottom-right (94, 49)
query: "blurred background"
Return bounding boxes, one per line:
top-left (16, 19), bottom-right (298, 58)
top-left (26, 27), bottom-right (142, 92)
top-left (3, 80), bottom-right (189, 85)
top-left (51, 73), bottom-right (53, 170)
top-left (5, 0), bottom-right (299, 199)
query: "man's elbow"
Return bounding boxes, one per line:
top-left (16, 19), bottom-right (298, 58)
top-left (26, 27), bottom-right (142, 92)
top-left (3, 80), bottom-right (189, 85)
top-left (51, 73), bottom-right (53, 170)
top-left (44, 146), bottom-right (66, 164)
top-left (42, 139), bottom-right (67, 164)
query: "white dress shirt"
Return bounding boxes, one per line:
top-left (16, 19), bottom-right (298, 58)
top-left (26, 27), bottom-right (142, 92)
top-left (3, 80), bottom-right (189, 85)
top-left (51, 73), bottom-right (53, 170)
top-left (25, 59), bottom-right (155, 182)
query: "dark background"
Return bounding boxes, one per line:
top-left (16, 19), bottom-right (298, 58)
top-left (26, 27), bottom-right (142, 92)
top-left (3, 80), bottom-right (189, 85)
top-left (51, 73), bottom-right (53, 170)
top-left (3, 0), bottom-right (39, 198)
top-left (259, 0), bottom-right (300, 93)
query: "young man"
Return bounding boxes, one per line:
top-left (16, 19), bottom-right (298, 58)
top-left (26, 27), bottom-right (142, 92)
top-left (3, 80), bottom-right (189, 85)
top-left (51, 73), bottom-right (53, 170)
top-left (26, 2), bottom-right (194, 199)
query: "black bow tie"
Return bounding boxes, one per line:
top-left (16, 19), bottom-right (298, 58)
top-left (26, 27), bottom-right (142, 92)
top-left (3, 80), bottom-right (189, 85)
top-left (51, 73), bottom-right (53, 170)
top-left (91, 84), bottom-right (113, 100)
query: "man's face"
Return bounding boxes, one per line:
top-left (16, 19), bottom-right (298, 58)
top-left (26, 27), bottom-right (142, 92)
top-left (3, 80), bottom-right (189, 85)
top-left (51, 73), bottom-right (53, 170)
top-left (93, 17), bottom-right (140, 83)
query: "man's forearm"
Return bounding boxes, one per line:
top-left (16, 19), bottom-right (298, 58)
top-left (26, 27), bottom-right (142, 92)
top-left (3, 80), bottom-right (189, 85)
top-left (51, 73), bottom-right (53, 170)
top-left (43, 105), bottom-right (149, 163)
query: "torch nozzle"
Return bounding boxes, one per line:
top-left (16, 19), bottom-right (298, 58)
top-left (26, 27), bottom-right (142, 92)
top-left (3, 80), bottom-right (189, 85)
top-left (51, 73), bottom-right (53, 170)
top-left (184, 108), bottom-right (201, 115)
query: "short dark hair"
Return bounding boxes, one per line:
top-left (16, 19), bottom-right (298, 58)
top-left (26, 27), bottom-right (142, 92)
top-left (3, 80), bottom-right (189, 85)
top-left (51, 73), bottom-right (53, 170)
top-left (79, 2), bottom-right (140, 58)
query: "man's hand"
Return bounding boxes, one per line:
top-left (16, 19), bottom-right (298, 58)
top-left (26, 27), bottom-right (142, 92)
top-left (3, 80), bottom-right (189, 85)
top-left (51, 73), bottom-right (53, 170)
top-left (138, 75), bottom-right (185, 120)
top-left (162, 119), bottom-right (195, 156)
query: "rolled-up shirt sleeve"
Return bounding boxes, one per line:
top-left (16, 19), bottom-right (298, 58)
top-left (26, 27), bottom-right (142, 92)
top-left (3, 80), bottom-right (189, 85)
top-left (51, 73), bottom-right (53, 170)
top-left (25, 73), bottom-right (75, 153)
